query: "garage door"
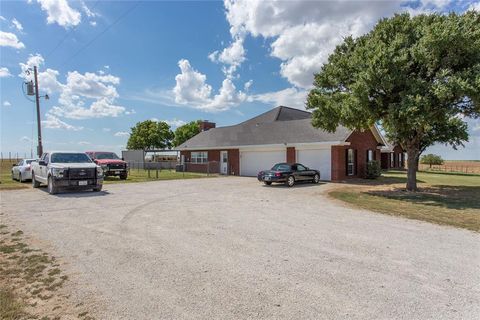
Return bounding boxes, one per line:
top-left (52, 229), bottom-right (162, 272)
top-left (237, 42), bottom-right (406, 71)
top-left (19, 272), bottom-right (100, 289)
top-left (240, 150), bottom-right (285, 176)
top-left (296, 149), bottom-right (331, 180)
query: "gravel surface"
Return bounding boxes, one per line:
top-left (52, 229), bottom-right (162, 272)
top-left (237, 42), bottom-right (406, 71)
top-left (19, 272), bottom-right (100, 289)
top-left (1, 177), bottom-right (479, 319)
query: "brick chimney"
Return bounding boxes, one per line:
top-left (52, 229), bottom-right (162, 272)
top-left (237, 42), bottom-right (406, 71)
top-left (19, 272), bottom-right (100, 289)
top-left (199, 120), bottom-right (216, 131)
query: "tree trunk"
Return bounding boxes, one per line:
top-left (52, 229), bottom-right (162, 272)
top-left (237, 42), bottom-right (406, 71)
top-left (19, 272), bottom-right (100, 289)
top-left (406, 147), bottom-right (420, 191)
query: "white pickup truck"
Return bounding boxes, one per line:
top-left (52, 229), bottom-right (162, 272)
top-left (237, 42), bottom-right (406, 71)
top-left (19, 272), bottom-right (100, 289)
top-left (31, 151), bottom-right (103, 194)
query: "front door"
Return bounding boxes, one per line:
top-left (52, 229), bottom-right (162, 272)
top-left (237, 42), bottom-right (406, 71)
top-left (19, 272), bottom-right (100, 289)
top-left (220, 151), bottom-right (228, 175)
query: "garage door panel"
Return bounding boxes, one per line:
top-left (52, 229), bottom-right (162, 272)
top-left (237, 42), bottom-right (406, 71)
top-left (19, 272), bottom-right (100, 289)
top-left (297, 149), bottom-right (331, 180)
top-left (240, 150), bottom-right (285, 176)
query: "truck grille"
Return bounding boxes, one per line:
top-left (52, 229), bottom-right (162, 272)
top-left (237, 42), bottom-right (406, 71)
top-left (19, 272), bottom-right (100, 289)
top-left (108, 163), bottom-right (125, 170)
top-left (68, 168), bottom-right (96, 179)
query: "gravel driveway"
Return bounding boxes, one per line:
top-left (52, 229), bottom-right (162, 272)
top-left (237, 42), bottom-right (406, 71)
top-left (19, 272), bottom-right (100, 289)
top-left (1, 177), bottom-right (479, 319)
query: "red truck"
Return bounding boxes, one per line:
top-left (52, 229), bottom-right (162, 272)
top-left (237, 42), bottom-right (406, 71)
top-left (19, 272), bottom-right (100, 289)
top-left (86, 151), bottom-right (128, 180)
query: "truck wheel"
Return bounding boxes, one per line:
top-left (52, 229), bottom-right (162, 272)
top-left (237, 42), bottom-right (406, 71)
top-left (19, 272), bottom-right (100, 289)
top-left (93, 185), bottom-right (103, 192)
top-left (120, 173), bottom-right (127, 180)
top-left (32, 173), bottom-right (41, 188)
top-left (47, 176), bottom-right (57, 195)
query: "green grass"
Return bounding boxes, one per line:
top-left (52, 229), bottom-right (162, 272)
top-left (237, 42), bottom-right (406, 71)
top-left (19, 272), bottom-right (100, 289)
top-left (1, 159), bottom-right (212, 190)
top-left (0, 287), bottom-right (26, 320)
top-left (330, 170), bottom-right (480, 232)
top-left (103, 169), bottom-right (213, 184)
top-left (0, 160), bottom-right (29, 190)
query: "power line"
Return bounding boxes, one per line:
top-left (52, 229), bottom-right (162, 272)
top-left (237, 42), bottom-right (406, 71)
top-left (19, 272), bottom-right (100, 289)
top-left (59, 1), bottom-right (141, 68)
top-left (45, 0), bottom-right (101, 61)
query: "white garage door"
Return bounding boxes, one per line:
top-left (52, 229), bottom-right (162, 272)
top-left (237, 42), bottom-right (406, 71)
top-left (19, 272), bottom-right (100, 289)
top-left (240, 150), bottom-right (285, 176)
top-left (297, 149), bottom-right (332, 180)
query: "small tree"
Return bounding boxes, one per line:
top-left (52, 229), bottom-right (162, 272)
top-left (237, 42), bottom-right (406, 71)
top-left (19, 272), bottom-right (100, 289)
top-left (306, 12), bottom-right (480, 191)
top-left (365, 160), bottom-right (381, 179)
top-left (173, 120), bottom-right (201, 147)
top-left (420, 154), bottom-right (444, 168)
top-left (126, 120), bottom-right (174, 150)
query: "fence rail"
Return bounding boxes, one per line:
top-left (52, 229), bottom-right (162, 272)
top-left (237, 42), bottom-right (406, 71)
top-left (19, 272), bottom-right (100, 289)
top-left (418, 163), bottom-right (480, 174)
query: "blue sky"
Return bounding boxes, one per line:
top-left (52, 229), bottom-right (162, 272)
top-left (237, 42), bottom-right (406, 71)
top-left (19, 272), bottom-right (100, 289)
top-left (1, 0), bottom-right (479, 159)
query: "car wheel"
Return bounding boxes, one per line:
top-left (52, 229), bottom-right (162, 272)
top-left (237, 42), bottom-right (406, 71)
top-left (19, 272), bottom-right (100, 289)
top-left (286, 175), bottom-right (295, 187)
top-left (313, 174), bottom-right (320, 184)
top-left (120, 173), bottom-right (127, 180)
top-left (264, 181), bottom-right (272, 186)
top-left (47, 176), bottom-right (57, 195)
top-left (93, 185), bottom-right (102, 192)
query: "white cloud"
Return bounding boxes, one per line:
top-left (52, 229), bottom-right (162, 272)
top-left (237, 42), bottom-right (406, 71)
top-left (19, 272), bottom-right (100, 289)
top-left (468, 2), bottom-right (480, 11)
top-left (0, 16), bottom-right (6, 21)
top-left (114, 131), bottom-right (129, 137)
top-left (3, 101), bottom-right (12, 107)
top-left (81, 1), bottom-right (97, 18)
top-left (78, 141), bottom-right (90, 145)
top-left (102, 128), bottom-right (111, 132)
top-left (252, 87), bottom-right (308, 110)
top-left (0, 31), bottom-right (25, 49)
top-left (0, 67), bottom-right (12, 77)
top-left (36, 0), bottom-right (81, 28)
top-left (42, 113), bottom-right (83, 130)
top-left (12, 18), bottom-right (23, 31)
top-left (20, 136), bottom-right (32, 142)
top-left (222, 0), bottom-right (457, 89)
top-left (244, 80), bottom-right (253, 91)
top-left (90, 21), bottom-right (97, 27)
top-left (163, 118), bottom-right (187, 128)
top-left (209, 37), bottom-right (246, 76)
top-left (173, 59), bottom-right (247, 112)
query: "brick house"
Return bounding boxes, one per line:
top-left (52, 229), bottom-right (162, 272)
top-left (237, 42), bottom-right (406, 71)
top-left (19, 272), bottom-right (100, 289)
top-left (380, 143), bottom-right (406, 170)
top-left (178, 106), bottom-right (389, 181)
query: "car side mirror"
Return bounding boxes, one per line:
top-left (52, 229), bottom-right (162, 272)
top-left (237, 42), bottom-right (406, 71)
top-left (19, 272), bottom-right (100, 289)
top-left (38, 160), bottom-right (46, 166)
top-left (121, 157), bottom-right (124, 161)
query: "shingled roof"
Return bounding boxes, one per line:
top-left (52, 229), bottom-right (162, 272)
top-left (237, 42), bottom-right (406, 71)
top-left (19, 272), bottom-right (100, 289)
top-left (178, 106), bottom-right (351, 150)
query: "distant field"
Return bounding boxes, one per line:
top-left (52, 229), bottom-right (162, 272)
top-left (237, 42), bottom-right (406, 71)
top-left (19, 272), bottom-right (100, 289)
top-left (0, 160), bottom-right (28, 190)
top-left (419, 160), bottom-right (480, 174)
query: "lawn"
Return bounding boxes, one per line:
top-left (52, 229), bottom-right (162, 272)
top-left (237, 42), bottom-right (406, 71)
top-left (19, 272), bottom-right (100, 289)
top-left (329, 170), bottom-right (480, 232)
top-left (0, 160), bottom-right (29, 191)
top-left (0, 159), bottom-right (213, 190)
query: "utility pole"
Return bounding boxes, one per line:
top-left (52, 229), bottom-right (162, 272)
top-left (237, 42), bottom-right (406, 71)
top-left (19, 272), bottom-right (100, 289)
top-left (33, 66), bottom-right (43, 157)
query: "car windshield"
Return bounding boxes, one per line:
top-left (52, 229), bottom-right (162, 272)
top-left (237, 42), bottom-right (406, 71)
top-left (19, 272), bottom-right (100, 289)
top-left (271, 163), bottom-right (291, 171)
top-left (25, 160), bottom-right (34, 164)
top-left (95, 152), bottom-right (120, 160)
top-left (51, 153), bottom-right (92, 163)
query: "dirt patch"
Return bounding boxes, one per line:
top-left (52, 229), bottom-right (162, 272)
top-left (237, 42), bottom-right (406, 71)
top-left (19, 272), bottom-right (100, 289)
top-left (0, 224), bottom-right (94, 320)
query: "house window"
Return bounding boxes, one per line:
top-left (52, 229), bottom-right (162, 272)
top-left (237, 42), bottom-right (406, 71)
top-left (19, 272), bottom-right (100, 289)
top-left (191, 151), bottom-right (208, 164)
top-left (367, 149), bottom-right (374, 162)
top-left (347, 149), bottom-right (355, 176)
top-left (390, 153), bottom-right (394, 167)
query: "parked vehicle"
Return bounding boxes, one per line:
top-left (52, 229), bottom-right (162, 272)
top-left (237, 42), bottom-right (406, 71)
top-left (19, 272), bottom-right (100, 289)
top-left (11, 159), bottom-right (36, 182)
top-left (86, 151), bottom-right (128, 180)
top-left (31, 152), bottom-right (103, 194)
top-left (257, 163), bottom-right (320, 187)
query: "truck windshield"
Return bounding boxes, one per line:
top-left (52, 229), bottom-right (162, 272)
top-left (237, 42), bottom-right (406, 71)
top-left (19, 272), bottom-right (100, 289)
top-left (95, 152), bottom-right (120, 160)
top-left (51, 153), bottom-right (92, 163)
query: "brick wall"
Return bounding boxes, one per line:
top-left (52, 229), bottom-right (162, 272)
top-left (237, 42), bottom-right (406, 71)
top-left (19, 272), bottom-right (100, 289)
top-left (286, 147), bottom-right (296, 163)
top-left (180, 149), bottom-right (239, 175)
top-left (331, 129), bottom-right (380, 180)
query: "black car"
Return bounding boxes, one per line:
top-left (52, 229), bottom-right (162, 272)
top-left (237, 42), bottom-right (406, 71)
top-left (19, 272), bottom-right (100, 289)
top-left (257, 163), bottom-right (320, 187)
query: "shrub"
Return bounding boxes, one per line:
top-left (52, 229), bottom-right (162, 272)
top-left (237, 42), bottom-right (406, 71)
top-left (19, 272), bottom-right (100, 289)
top-left (365, 160), bottom-right (381, 179)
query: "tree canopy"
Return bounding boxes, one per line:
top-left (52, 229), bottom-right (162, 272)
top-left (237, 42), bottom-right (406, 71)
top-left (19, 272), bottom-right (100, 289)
top-left (126, 120), bottom-right (174, 150)
top-left (306, 11), bottom-right (480, 191)
top-left (172, 120), bottom-right (201, 147)
top-left (420, 154), bottom-right (444, 168)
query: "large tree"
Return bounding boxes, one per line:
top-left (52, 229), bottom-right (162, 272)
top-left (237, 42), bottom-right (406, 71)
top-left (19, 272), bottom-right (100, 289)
top-left (306, 12), bottom-right (480, 191)
top-left (126, 120), bottom-right (174, 150)
top-left (172, 120), bottom-right (201, 147)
